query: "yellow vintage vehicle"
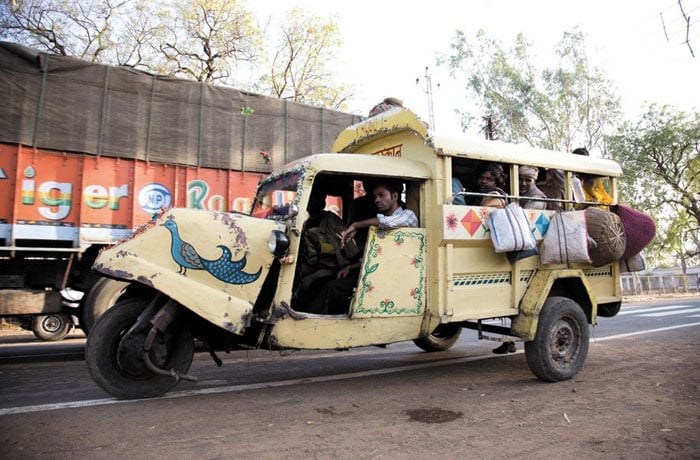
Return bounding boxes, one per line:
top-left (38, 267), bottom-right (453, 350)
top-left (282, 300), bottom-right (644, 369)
top-left (86, 107), bottom-right (627, 398)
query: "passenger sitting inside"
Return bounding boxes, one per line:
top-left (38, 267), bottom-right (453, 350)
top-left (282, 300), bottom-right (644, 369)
top-left (305, 179), bottom-right (418, 315)
top-left (470, 163), bottom-right (507, 208)
top-left (518, 166), bottom-right (547, 210)
top-left (292, 189), bottom-right (359, 310)
top-left (538, 169), bottom-right (566, 211)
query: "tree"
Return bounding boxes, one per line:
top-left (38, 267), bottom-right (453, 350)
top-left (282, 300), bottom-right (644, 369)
top-left (607, 105), bottom-right (700, 269)
top-left (0, 0), bottom-right (142, 64)
top-left (257, 7), bottom-right (352, 110)
top-left (154, 0), bottom-right (261, 83)
top-left (1, 1), bottom-right (353, 110)
top-left (439, 27), bottom-right (621, 154)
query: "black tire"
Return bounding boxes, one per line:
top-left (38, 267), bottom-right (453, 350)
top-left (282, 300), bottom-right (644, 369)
top-left (525, 296), bottom-right (590, 382)
top-left (81, 278), bottom-right (131, 335)
top-left (413, 324), bottom-right (462, 352)
top-left (85, 297), bottom-right (194, 399)
top-left (31, 314), bottom-right (73, 341)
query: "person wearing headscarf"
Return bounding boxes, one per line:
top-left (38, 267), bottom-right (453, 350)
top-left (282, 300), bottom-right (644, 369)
top-left (518, 165), bottom-right (547, 210)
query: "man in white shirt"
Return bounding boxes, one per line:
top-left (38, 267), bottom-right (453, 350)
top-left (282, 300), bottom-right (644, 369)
top-left (307, 180), bottom-right (418, 314)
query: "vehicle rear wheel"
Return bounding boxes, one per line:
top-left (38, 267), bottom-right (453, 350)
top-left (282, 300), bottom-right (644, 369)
top-left (525, 296), bottom-right (589, 382)
top-left (31, 314), bottom-right (73, 341)
top-left (85, 297), bottom-right (194, 399)
top-left (80, 278), bottom-right (131, 335)
top-left (413, 324), bottom-right (462, 352)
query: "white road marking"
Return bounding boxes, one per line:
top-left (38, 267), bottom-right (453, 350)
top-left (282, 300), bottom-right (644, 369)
top-left (591, 321), bottom-right (700, 342)
top-left (617, 305), bottom-right (692, 315)
top-left (2, 320), bottom-right (699, 416)
top-left (639, 307), bottom-right (700, 317)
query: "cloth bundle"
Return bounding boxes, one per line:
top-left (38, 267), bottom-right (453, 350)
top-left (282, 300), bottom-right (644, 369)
top-left (612, 204), bottom-right (656, 260)
top-left (488, 203), bottom-right (537, 253)
top-left (541, 211), bottom-right (591, 265)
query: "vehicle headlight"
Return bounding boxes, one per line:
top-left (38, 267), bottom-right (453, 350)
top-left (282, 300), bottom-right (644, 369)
top-left (269, 230), bottom-right (290, 257)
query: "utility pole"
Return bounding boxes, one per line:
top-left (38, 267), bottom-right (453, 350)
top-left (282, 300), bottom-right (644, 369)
top-left (416, 66), bottom-right (437, 129)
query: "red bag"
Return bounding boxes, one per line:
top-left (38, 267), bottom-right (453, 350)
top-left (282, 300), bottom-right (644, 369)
top-left (613, 204), bottom-right (656, 259)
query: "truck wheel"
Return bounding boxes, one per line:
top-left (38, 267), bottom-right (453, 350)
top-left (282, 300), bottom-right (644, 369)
top-left (81, 278), bottom-right (130, 335)
top-left (85, 297), bottom-right (194, 399)
top-left (31, 314), bottom-right (73, 341)
top-left (525, 296), bottom-right (589, 382)
top-left (413, 324), bottom-right (462, 352)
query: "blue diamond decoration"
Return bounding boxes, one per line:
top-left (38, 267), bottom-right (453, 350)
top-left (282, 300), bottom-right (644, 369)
top-left (535, 213), bottom-right (550, 236)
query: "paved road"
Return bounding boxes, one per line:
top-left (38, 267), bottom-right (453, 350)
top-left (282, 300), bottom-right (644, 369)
top-left (0, 296), bottom-right (697, 411)
top-left (0, 296), bottom-right (698, 459)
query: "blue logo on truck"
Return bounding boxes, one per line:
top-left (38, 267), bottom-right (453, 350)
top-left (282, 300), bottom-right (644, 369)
top-left (139, 183), bottom-right (172, 214)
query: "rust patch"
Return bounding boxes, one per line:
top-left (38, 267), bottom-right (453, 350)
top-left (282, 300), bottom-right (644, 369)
top-left (94, 265), bottom-right (134, 280)
top-left (406, 408), bottom-right (463, 424)
top-left (136, 275), bottom-right (154, 288)
top-left (270, 302), bottom-right (306, 322)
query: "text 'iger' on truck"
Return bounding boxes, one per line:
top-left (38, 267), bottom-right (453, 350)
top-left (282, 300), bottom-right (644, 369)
top-left (0, 41), bottom-right (359, 340)
top-left (83, 106), bottom-right (655, 399)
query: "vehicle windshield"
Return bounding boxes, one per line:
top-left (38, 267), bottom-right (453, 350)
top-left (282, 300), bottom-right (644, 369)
top-left (251, 170), bottom-right (303, 219)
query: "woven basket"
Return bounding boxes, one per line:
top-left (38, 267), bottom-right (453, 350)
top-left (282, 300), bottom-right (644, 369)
top-left (585, 207), bottom-right (626, 267)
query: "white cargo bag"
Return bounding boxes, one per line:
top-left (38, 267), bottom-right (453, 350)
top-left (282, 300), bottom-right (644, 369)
top-left (488, 203), bottom-right (537, 253)
top-left (541, 211), bottom-right (592, 265)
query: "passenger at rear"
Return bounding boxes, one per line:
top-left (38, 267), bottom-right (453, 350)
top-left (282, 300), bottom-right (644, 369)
top-left (538, 169), bottom-right (566, 211)
top-left (470, 163), bottom-right (507, 208)
top-left (518, 166), bottom-right (547, 210)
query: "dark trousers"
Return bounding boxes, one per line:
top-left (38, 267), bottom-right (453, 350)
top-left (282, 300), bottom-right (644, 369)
top-left (305, 268), bottom-right (359, 315)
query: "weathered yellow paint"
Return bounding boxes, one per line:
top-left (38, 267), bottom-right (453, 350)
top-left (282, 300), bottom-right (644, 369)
top-left (93, 208), bottom-right (284, 333)
top-left (270, 314), bottom-right (423, 349)
top-left (511, 269), bottom-right (597, 340)
top-left (351, 227), bottom-right (426, 318)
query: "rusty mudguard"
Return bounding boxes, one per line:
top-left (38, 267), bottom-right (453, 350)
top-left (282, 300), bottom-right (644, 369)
top-left (93, 208), bottom-right (285, 335)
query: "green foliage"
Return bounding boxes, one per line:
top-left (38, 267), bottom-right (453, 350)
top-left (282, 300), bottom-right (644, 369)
top-left (257, 7), bottom-right (352, 110)
top-left (439, 27), bottom-right (620, 153)
top-left (607, 105), bottom-right (700, 268)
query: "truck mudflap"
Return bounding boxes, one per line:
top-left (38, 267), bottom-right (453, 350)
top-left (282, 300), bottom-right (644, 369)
top-left (511, 269), bottom-right (596, 341)
top-left (93, 208), bottom-right (284, 335)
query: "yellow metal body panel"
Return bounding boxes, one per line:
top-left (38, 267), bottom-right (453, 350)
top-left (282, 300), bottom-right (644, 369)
top-left (351, 227), bottom-right (426, 318)
top-left (511, 269), bottom-right (597, 340)
top-left (270, 315), bottom-right (423, 349)
top-left (94, 208), bottom-right (283, 334)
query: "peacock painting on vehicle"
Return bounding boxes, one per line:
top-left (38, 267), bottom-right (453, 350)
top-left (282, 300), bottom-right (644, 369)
top-left (162, 216), bottom-right (261, 284)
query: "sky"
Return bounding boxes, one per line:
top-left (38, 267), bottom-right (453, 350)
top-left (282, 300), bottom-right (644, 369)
top-left (251, 0), bottom-right (699, 135)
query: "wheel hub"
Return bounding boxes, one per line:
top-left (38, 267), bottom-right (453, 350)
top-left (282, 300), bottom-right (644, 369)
top-left (550, 319), bottom-right (576, 361)
top-left (42, 316), bottom-right (62, 333)
top-left (116, 332), bottom-right (170, 378)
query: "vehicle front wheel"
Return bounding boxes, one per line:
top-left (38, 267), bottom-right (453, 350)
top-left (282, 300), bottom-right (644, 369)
top-left (413, 324), bottom-right (462, 352)
top-left (31, 314), bottom-right (73, 341)
top-left (80, 277), bottom-right (130, 335)
top-left (525, 296), bottom-right (589, 382)
top-left (85, 297), bottom-right (194, 399)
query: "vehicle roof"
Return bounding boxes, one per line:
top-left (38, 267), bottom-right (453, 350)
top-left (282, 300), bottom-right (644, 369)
top-left (260, 153), bottom-right (433, 184)
top-left (431, 132), bottom-right (623, 177)
top-left (332, 108), bottom-right (623, 178)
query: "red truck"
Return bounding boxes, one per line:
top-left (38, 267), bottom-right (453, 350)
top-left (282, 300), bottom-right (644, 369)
top-left (0, 142), bottom-right (265, 339)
